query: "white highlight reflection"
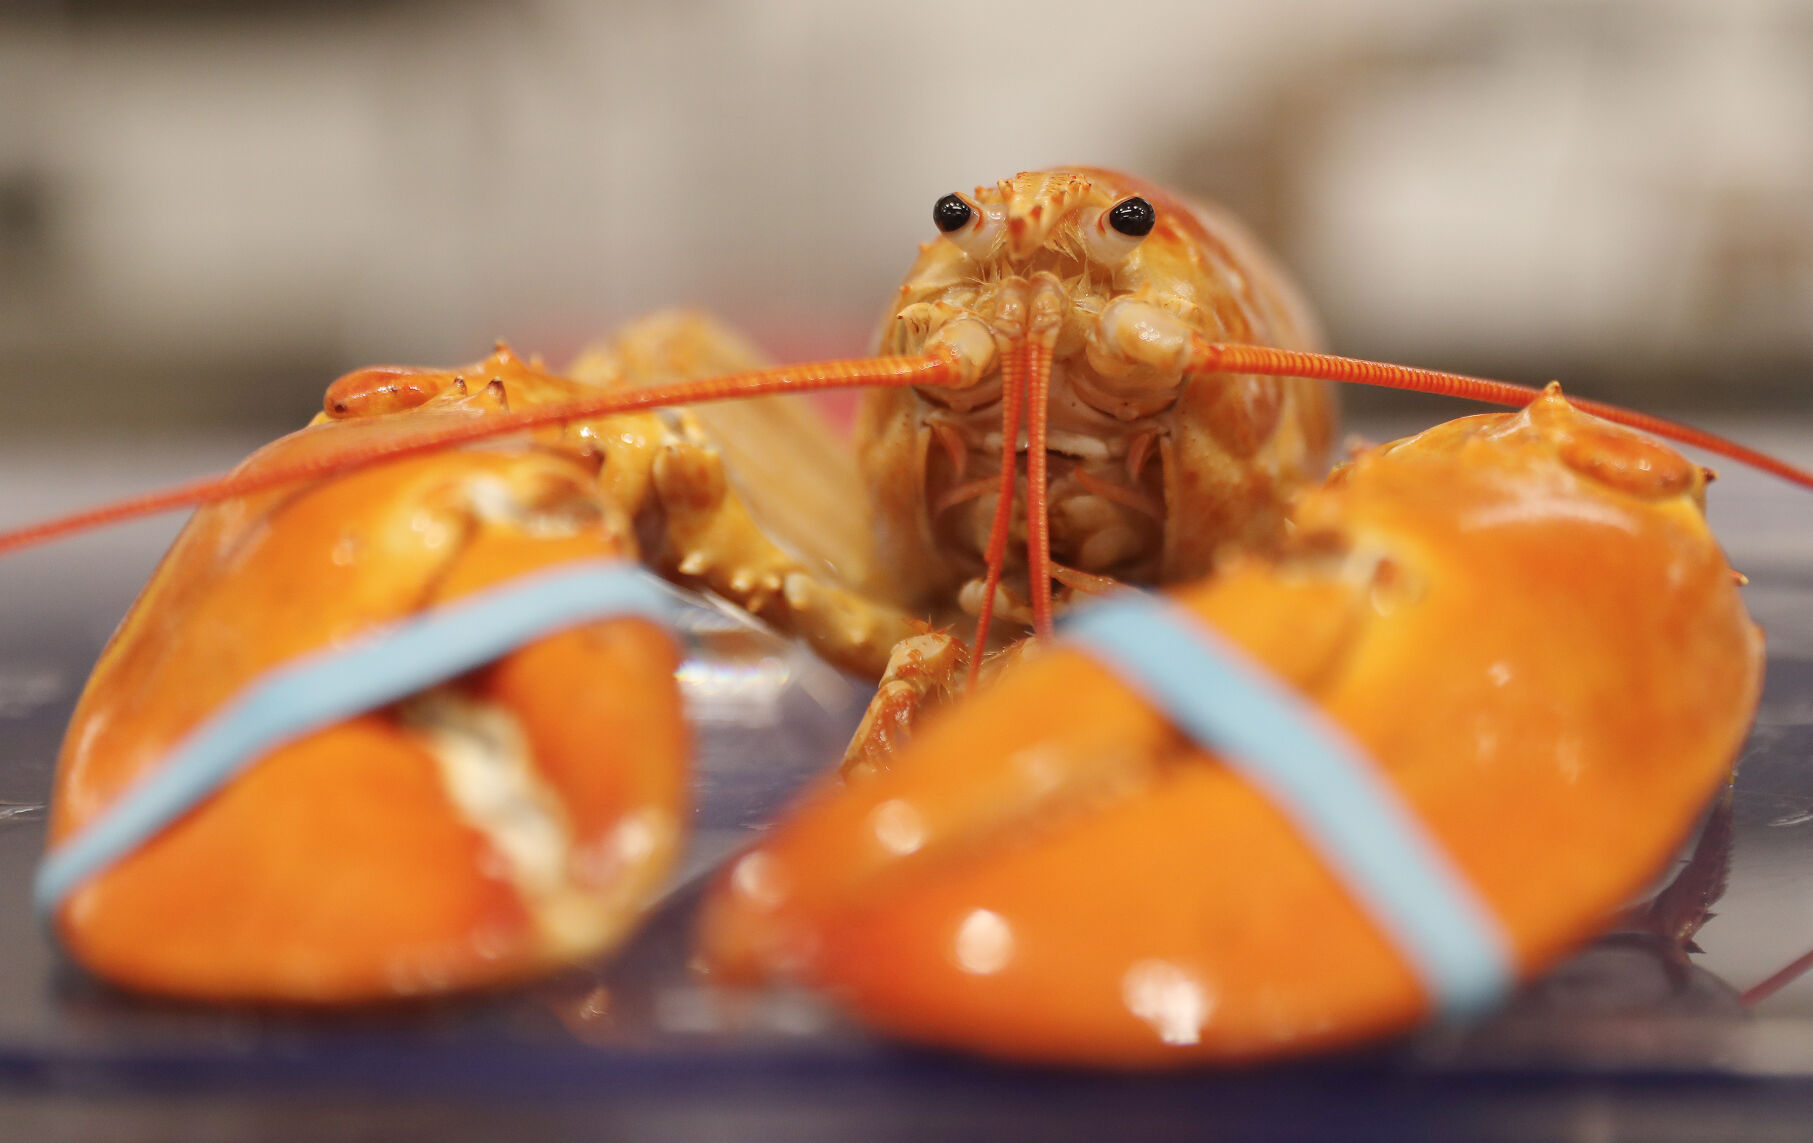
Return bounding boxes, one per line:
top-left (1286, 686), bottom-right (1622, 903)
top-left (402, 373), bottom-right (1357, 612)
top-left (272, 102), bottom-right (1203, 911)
top-left (675, 656), bottom-right (793, 726)
top-left (1122, 959), bottom-right (1216, 1046)
top-left (953, 909), bottom-right (1015, 976)
top-left (870, 799), bottom-right (925, 856)
top-left (731, 850), bottom-right (786, 910)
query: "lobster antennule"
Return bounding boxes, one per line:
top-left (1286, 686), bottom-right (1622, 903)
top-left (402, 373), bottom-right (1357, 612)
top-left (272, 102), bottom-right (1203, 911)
top-left (1024, 338), bottom-right (1056, 642)
top-left (1191, 341), bottom-right (1813, 490)
top-left (966, 343), bottom-right (1029, 689)
top-left (0, 352), bottom-right (959, 558)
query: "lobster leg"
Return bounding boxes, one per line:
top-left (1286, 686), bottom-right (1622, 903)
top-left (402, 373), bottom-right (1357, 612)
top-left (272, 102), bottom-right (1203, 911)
top-left (566, 313), bottom-right (927, 679)
top-left (838, 632), bottom-right (1050, 780)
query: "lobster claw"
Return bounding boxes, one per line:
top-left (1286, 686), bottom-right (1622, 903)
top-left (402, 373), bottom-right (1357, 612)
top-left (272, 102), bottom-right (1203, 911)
top-left (44, 378), bottom-right (689, 1002)
top-left (698, 390), bottom-right (1763, 1065)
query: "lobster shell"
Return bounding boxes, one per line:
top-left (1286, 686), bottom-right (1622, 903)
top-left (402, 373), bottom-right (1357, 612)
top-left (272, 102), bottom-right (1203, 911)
top-left (47, 364), bottom-right (688, 1002)
top-left (698, 389), bottom-right (1763, 1065)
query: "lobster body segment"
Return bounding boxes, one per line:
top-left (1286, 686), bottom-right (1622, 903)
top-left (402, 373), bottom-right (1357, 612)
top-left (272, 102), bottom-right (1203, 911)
top-left (698, 389), bottom-right (1763, 1065)
top-left (49, 353), bottom-right (689, 1001)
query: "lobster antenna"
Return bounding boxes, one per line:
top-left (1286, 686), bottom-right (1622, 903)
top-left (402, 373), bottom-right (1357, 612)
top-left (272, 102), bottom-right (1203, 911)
top-left (966, 343), bottom-right (1028, 690)
top-left (1743, 948), bottom-right (1813, 1007)
top-left (1192, 342), bottom-right (1813, 490)
top-left (0, 353), bottom-right (956, 558)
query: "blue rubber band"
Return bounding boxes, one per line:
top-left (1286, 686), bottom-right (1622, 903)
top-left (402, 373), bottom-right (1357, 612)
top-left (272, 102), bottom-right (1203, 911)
top-left (36, 559), bottom-right (675, 923)
top-left (1064, 590), bottom-right (1514, 1017)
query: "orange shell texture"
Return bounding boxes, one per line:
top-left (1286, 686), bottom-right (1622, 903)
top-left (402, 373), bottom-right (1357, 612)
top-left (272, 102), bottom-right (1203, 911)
top-left (49, 394), bottom-right (688, 1002)
top-left (698, 390), bottom-right (1762, 1066)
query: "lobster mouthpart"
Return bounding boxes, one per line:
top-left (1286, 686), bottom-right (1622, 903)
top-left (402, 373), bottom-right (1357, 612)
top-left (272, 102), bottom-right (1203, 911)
top-left (698, 388), bottom-right (1762, 1065)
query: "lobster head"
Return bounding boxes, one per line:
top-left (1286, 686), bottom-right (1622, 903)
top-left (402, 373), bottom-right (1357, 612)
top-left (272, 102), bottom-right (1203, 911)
top-left (860, 168), bottom-right (1336, 642)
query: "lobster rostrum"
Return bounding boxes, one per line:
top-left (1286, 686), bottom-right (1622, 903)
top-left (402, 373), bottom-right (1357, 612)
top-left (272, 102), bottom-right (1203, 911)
top-left (4, 169), bottom-right (1806, 1060)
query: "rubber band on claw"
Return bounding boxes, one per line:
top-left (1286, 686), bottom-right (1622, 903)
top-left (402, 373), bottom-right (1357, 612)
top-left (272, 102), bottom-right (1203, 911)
top-left (35, 560), bottom-right (677, 922)
top-left (1063, 591), bottom-right (1515, 1017)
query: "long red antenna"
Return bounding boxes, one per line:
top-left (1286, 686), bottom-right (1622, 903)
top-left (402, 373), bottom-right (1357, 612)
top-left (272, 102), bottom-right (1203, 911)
top-left (965, 343), bottom-right (1027, 690)
top-left (1193, 342), bottom-right (1813, 490)
top-left (0, 353), bottom-right (954, 558)
top-left (1742, 948), bottom-right (1813, 1007)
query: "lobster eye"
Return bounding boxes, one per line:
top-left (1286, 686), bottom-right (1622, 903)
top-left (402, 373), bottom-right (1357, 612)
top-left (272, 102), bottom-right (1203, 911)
top-left (1107, 197), bottom-right (1156, 238)
top-left (933, 193), bottom-right (974, 234)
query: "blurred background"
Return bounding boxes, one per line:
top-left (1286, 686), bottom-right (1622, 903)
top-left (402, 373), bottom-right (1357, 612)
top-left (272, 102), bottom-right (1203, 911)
top-left (0, 0), bottom-right (1810, 438)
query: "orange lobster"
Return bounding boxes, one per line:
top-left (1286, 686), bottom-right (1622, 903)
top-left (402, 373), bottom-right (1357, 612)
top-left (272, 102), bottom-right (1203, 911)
top-left (4, 169), bottom-right (1803, 1061)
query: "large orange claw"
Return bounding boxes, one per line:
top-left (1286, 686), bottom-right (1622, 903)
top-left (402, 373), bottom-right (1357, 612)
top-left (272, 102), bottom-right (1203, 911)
top-left (45, 353), bottom-right (688, 1002)
top-left (698, 388), bottom-right (1762, 1066)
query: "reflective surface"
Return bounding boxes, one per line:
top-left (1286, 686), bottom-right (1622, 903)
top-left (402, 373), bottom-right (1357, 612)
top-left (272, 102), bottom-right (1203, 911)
top-left (2, 424), bottom-right (1813, 1139)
